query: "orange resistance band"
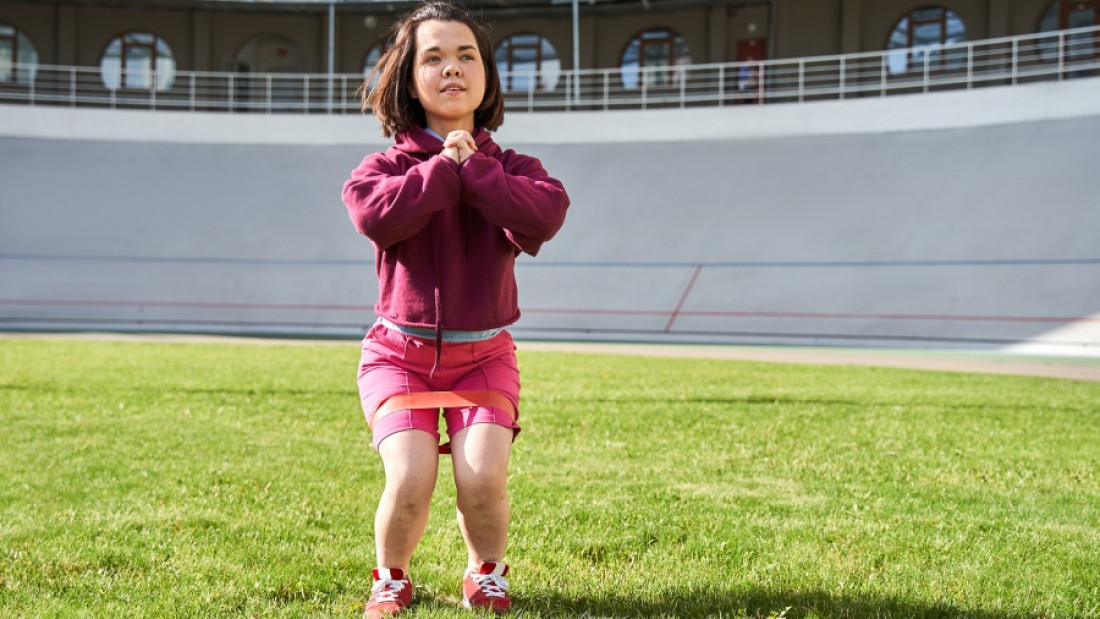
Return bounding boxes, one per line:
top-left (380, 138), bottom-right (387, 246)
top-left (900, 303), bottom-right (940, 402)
top-left (369, 390), bottom-right (518, 455)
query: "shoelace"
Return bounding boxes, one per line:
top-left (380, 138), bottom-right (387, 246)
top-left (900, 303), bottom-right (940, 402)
top-left (469, 572), bottom-right (509, 598)
top-left (370, 578), bottom-right (407, 603)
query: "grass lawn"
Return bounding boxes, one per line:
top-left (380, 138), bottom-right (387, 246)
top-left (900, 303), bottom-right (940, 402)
top-left (1, 338), bottom-right (1097, 618)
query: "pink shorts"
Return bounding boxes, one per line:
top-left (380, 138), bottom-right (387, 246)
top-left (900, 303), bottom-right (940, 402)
top-left (357, 322), bottom-right (521, 449)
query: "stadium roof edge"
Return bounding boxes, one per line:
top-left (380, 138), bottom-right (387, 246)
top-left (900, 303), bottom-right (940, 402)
top-left (3, 0), bottom-right (767, 18)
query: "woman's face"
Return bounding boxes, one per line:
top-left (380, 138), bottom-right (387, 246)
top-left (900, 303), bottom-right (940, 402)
top-left (409, 19), bottom-right (487, 134)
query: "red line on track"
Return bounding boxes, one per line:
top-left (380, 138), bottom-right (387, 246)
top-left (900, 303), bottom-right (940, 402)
top-left (664, 264), bottom-right (704, 332)
top-left (523, 308), bottom-right (667, 316)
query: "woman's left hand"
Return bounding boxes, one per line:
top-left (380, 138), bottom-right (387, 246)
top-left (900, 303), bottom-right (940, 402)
top-left (443, 130), bottom-right (478, 164)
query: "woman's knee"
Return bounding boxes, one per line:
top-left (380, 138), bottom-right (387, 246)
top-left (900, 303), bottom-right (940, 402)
top-left (455, 469), bottom-right (508, 511)
top-left (383, 470), bottom-right (437, 505)
top-left (379, 429), bottom-right (440, 503)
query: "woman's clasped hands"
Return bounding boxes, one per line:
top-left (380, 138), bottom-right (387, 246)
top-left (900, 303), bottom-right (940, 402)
top-left (442, 130), bottom-right (478, 164)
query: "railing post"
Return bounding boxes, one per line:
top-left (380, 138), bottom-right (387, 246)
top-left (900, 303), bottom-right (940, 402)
top-left (228, 73), bottom-right (234, 113)
top-left (150, 70), bottom-right (156, 110)
top-left (641, 68), bottom-right (647, 110)
top-left (189, 73), bottom-right (196, 111)
top-left (1011, 38), bottom-right (1018, 85)
top-left (266, 75), bottom-right (272, 114)
top-left (966, 42), bottom-right (973, 89)
top-left (798, 59), bottom-right (805, 102)
top-left (839, 56), bottom-right (845, 99)
top-left (717, 65), bottom-right (724, 106)
top-left (1058, 31), bottom-right (1065, 80)
top-left (923, 50), bottom-right (930, 93)
top-left (527, 71), bottom-right (534, 113)
top-left (304, 75), bottom-right (310, 114)
top-left (679, 66), bottom-right (686, 108)
top-left (603, 70), bottom-right (610, 111)
top-left (564, 70), bottom-right (571, 112)
top-left (758, 62), bottom-right (765, 103)
top-left (880, 53), bottom-right (887, 96)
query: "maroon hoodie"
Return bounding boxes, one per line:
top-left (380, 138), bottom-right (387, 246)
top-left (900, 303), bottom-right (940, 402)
top-left (343, 126), bottom-right (569, 336)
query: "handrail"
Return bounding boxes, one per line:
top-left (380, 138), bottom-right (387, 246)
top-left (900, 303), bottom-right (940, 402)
top-left (1, 24), bottom-right (1097, 114)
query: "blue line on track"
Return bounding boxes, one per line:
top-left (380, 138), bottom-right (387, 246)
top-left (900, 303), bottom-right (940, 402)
top-left (4, 253), bottom-right (1100, 269)
top-left (0, 253), bottom-right (371, 266)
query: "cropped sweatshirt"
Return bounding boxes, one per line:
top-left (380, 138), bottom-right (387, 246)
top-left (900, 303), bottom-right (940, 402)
top-left (342, 125), bottom-right (570, 340)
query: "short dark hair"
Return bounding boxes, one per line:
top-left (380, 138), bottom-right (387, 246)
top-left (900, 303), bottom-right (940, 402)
top-left (361, 0), bottom-right (505, 137)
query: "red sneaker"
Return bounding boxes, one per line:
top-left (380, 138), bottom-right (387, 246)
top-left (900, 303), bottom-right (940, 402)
top-left (364, 568), bottom-right (412, 618)
top-left (462, 562), bottom-right (511, 612)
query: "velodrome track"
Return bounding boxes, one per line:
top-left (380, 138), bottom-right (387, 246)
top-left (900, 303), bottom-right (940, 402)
top-left (2, 76), bottom-right (1099, 356)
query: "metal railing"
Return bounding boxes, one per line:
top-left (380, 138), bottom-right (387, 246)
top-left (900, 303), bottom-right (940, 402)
top-left (1, 25), bottom-right (1097, 114)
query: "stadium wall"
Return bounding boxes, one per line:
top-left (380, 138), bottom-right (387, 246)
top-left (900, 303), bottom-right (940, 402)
top-left (2, 77), bottom-right (1099, 354)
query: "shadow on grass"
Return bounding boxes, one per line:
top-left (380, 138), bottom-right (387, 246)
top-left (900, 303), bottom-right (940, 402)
top-left (512, 587), bottom-right (1023, 618)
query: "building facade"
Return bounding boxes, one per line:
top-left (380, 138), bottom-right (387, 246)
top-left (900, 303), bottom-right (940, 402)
top-left (1, 0), bottom-right (1095, 88)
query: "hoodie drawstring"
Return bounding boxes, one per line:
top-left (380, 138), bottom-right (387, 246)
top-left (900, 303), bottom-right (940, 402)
top-left (429, 216), bottom-right (443, 378)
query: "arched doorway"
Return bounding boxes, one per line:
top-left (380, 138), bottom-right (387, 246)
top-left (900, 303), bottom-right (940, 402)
top-left (1038, 0), bottom-right (1099, 76)
top-left (234, 34), bottom-right (307, 111)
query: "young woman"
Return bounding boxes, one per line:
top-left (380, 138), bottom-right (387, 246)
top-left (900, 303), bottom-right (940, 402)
top-left (341, 2), bottom-right (569, 615)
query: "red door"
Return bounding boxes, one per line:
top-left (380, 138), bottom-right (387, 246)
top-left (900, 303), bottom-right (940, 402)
top-left (736, 39), bottom-right (767, 103)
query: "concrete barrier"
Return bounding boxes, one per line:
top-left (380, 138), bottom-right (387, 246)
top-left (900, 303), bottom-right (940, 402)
top-left (2, 77), bottom-right (1099, 354)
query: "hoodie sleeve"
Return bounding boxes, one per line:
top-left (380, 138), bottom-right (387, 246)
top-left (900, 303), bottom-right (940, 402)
top-left (342, 151), bottom-right (462, 250)
top-left (458, 151), bottom-right (570, 256)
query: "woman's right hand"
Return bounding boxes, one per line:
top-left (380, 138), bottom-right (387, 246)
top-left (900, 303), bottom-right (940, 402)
top-left (442, 130), bottom-right (478, 164)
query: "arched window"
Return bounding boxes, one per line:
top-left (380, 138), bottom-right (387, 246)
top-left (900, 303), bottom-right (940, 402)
top-left (620, 28), bottom-right (692, 89)
top-left (1037, 0), bottom-right (1099, 63)
top-left (495, 33), bottom-right (561, 92)
top-left (362, 39), bottom-right (391, 90)
top-left (100, 32), bottom-right (175, 91)
top-left (0, 22), bottom-right (39, 85)
top-left (1040, 0), bottom-right (1100, 30)
top-left (236, 34), bottom-right (305, 73)
top-left (886, 7), bottom-right (967, 75)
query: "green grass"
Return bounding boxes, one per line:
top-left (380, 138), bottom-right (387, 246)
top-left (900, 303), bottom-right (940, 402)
top-left (1, 338), bottom-right (1097, 618)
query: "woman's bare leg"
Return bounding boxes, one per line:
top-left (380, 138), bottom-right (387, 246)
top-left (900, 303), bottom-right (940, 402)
top-left (449, 424), bottom-right (513, 567)
top-left (374, 430), bottom-right (440, 569)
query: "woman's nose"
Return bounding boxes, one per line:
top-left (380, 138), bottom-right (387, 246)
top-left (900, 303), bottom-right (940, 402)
top-left (443, 63), bottom-right (461, 77)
